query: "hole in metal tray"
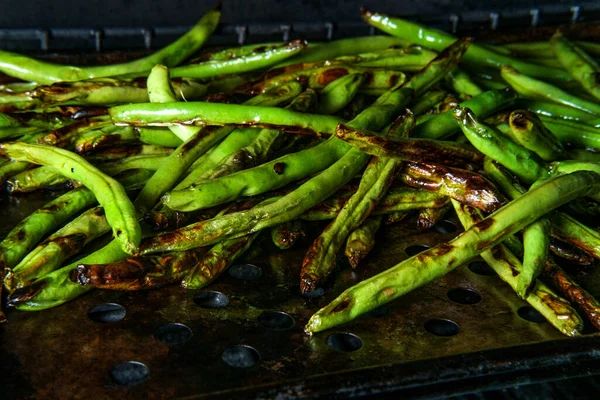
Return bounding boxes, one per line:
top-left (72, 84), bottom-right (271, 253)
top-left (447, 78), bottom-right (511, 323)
top-left (302, 287), bottom-right (325, 299)
top-left (424, 319), bottom-right (460, 337)
top-left (405, 244), bottom-right (431, 257)
top-left (194, 291), bottom-right (229, 309)
top-left (326, 332), bottom-right (363, 352)
top-left (88, 303), bottom-right (126, 323)
top-left (222, 345), bottom-right (260, 368)
top-left (228, 263), bottom-right (263, 280)
top-left (468, 260), bottom-right (497, 276)
top-left (109, 361), bottom-right (149, 386)
top-left (518, 306), bottom-right (547, 323)
top-left (433, 219), bottom-right (458, 234)
top-left (366, 304), bottom-right (390, 318)
top-left (258, 311), bottom-right (295, 331)
top-left (447, 288), bottom-right (482, 305)
top-left (154, 323), bottom-right (193, 345)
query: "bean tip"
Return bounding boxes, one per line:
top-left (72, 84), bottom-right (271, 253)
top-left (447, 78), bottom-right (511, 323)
top-left (360, 7), bottom-right (374, 19)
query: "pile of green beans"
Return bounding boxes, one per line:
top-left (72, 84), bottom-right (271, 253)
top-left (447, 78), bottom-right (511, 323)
top-left (1, 7), bottom-right (600, 341)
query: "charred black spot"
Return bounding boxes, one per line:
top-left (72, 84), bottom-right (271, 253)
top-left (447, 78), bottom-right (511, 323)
top-left (273, 162), bottom-right (285, 175)
top-left (15, 229), bottom-right (26, 242)
top-left (254, 46), bottom-right (267, 53)
top-left (475, 218), bottom-right (495, 232)
top-left (388, 74), bottom-right (400, 87)
top-left (94, 208), bottom-right (106, 217)
top-left (180, 127), bottom-right (214, 153)
top-left (363, 71), bottom-right (374, 84)
top-left (435, 243), bottom-right (453, 256)
top-left (510, 111), bottom-right (531, 130)
top-left (331, 297), bottom-right (352, 313)
top-left (71, 168), bottom-right (75, 173)
top-left (317, 68), bottom-right (349, 86)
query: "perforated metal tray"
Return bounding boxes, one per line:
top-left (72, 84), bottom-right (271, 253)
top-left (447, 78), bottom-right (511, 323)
top-left (2, 191), bottom-right (600, 399)
top-left (3, 17), bottom-right (600, 398)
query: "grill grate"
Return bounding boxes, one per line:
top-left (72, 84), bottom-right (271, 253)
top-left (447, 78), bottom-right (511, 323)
top-left (1, 2), bottom-right (600, 52)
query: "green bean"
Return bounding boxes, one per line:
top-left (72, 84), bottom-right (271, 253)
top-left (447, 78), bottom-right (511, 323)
top-left (301, 39), bottom-right (470, 292)
top-left (384, 211), bottom-right (410, 226)
top-left (451, 200), bottom-right (582, 336)
top-left (515, 99), bottom-right (597, 122)
top-left (335, 123), bottom-right (483, 166)
top-left (400, 162), bottom-right (506, 212)
top-left (501, 66), bottom-right (600, 116)
top-left (445, 68), bottom-right (483, 99)
top-left (99, 154), bottom-right (168, 176)
top-left (147, 65), bottom-right (202, 141)
top-left (9, 239), bottom-right (127, 310)
top-left (301, 186), bottom-right (449, 221)
top-left (0, 8), bottom-right (221, 84)
top-left (162, 126), bottom-right (344, 213)
top-left (38, 116), bottom-right (111, 147)
top-left (73, 247), bottom-right (204, 290)
top-left (0, 188), bottom-right (97, 270)
top-left (73, 126), bottom-right (137, 154)
top-left (138, 35), bottom-right (452, 253)
top-left (417, 203), bottom-right (451, 230)
top-left (567, 149), bottom-right (600, 163)
top-left (549, 240), bottom-right (593, 265)
top-left (549, 212), bottom-right (600, 260)
top-left (544, 257), bottom-right (600, 330)
top-left (277, 36), bottom-right (408, 66)
top-left (485, 157), bottom-right (600, 262)
top-left (415, 88), bottom-right (517, 139)
top-left (175, 128), bottom-right (261, 189)
top-left (110, 100), bottom-right (343, 135)
top-left (116, 169), bottom-right (156, 191)
top-left (306, 171), bottom-right (600, 334)
top-left (197, 42), bottom-right (283, 62)
top-left (317, 73), bottom-right (365, 115)
top-left (453, 106), bottom-right (547, 184)
top-left (0, 143), bottom-right (140, 254)
top-left (551, 32), bottom-right (600, 101)
top-left (204, 85), bottom-right (309, 179)
top-left (508, 110), bottom-right (566, 161)
top-left (247, 65), bottom-right (406, 96)
top-left (410, 89), bottom-right (447, 115)
top-left (6, 207), bottom-right (110, 290)
top-left (518, 217), bottom-right (550, 299)
top-left (353, 47), bottom-right (438, 71)
top-left (137, 127), bottom-right (183, 147)
top-left (360, 9), bottom-right (573, 83)
top-left (134, 83), bottom-right (302, 216)
top-left (0, 111), bottom-right (73, 131)
top-left (88, 144), bottom-right (173, 161)
top-left (171, 40), bottom-right (307, 79)
top-left (7, 166), bottom-right (70, 193)
top-left (541, 117), bottom-right (600, 151)
top-left (32, 78), bottom-right (206, 105)
top-left (181, 233), bottom-right (258, 289)
top-left (300, 156), bottom-right (400, 293)
top-left (0, 160), bottom-right (33, 184)
top-left (344, 216), bottom-right (382, 268)
top-left (503, 41), bottom-right (600, 59)
top-left (382, 110), bottom-right (416, 140)
top-left (270, 221), bottom-right (305, 250)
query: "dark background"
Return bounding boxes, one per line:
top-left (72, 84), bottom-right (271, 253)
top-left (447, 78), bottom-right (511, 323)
top-left (0, 0), bottom-right (598, 27)
top-left (1, 1), bottom-right (600, 51)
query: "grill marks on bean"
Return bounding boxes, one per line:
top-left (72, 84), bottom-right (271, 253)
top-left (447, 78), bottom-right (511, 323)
top-left (401, 162), bottom-right (506, 212)
top-left (73, 249), bottom-right (205, 290)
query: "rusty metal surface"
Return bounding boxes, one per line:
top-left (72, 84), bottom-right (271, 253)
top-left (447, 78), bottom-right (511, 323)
top-left (3, 190), bottom-right (600, 399)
